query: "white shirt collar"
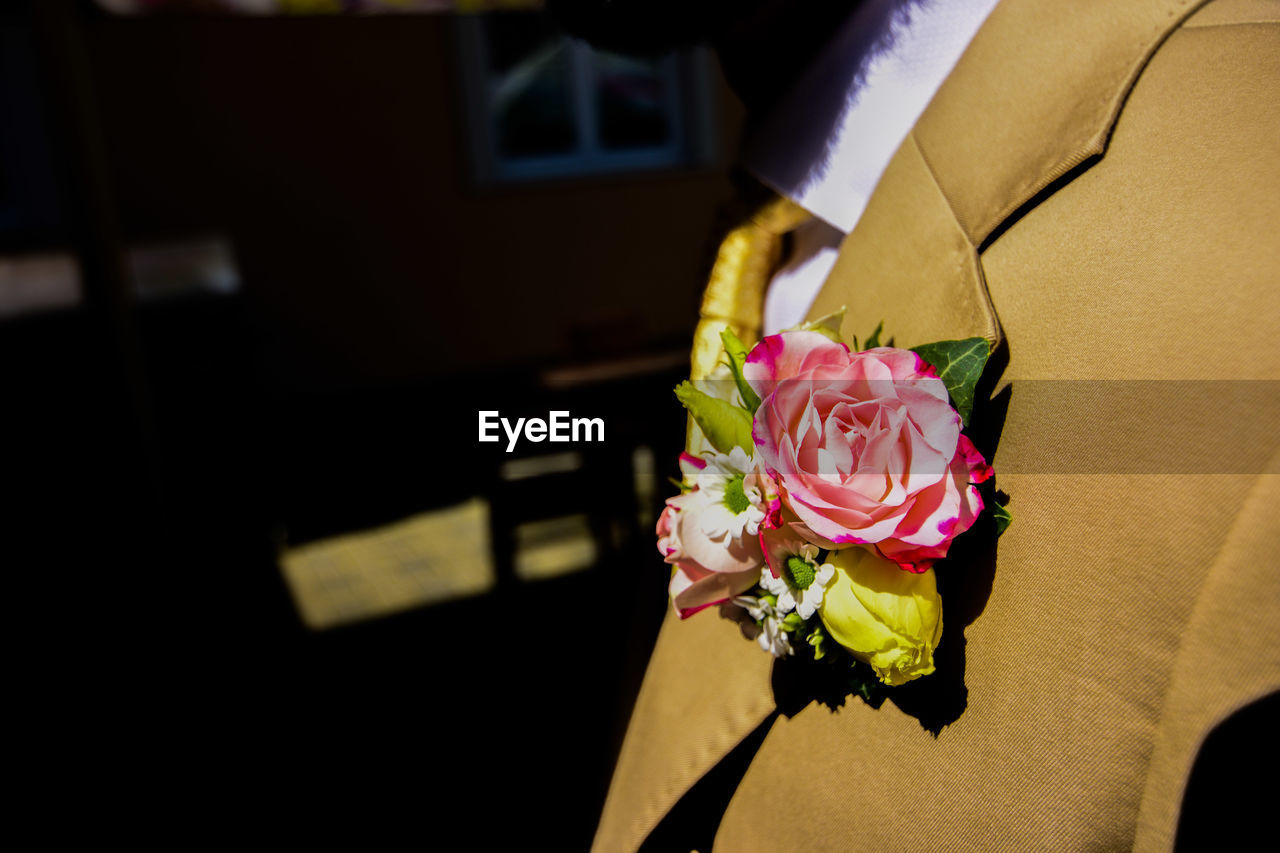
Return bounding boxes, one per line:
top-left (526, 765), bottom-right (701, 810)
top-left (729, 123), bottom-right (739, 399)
top-left (743, 0), bottom-right (1001, 234)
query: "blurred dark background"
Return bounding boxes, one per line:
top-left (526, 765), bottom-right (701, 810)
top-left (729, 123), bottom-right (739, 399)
top-left (4, 0), bottom-right (744, 843)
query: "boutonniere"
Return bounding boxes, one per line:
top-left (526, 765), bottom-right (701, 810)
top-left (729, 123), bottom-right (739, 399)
top-left (658, 314), bottom-right (1011, 692)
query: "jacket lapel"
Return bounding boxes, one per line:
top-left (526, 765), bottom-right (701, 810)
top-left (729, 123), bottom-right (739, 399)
top-left (810, 0), bottom-right (1212, 348)
top-left (806, 131), bottom-right (1001, 350)
top-left (593, 609), bottom-right (776, 852)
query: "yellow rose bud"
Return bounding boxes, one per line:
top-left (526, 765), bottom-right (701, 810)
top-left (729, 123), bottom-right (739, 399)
top-left (817, 547), bottom-right (944, 686)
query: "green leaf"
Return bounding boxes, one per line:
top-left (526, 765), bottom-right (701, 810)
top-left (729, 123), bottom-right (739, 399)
top-left (847, 661), bottom-right (885, 704)
top-left (910, 337), bottom-right (991, 425)
top-left (793, 306), bottom-right (847, 344)
top-left (864, 320), bottom-right (884, 350)
top-left (674, 381), bottom-right (755, 455)
top-left (993, 500), bottom-right (1013, 537)
top-left (719, 328), bottom-right (762, 414)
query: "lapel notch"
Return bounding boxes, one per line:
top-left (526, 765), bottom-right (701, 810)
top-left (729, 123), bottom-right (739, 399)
top-left (807, 130), bottom-right (1001, 350)
top-left (915, 0), bottom-right (1210, 248)
top-left (812, 0), bottom-right (1211, 350)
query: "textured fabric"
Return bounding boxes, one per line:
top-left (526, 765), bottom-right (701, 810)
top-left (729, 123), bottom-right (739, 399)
top-left (592, 604), bottom-right (776, 852)
top-left (1132, 450), bottom-right (1280, 850)
top-left (594, 1), bottom-right (1280, 850)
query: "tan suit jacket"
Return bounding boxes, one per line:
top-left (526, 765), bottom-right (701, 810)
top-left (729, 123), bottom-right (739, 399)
top-left (595, 0), bottom-right (1280, 849)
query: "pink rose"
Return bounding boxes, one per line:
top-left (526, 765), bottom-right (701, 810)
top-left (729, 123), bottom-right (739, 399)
top-left (658, 454), bottom-right (764, 618)
top-left (745, 331), bottom-right (990, 571)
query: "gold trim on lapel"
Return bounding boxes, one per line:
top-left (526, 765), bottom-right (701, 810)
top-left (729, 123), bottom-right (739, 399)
top-left (690, 196), bottom-right (811, 381)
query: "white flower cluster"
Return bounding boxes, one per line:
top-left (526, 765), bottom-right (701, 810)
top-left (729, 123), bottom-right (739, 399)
top-left (733, 591), bottom-right (794, 657)
top-left (666, 443), bottom-right (839, 658)
top-left (734, 548), bottom-right (836, 658)
top-left (761, 544), bottom-right (834, 620)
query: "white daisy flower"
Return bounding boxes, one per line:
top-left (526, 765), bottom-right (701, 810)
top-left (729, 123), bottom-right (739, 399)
top-left (695, 446), bottom-right (767, 544)
top-left (756, 613), bottom-right (793, 657)
top-left (797, 561), bottom-right (835, 620)
top-left (759, 566), bottom-right (798, 615)
top-left (732, 593), bottom-right (794, 658)
top-left (763, 544), bottom-right (836, 620)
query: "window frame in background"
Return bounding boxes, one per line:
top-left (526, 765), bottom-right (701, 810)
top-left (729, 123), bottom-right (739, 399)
top-left (454, 11), bottom-right (720, 185)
